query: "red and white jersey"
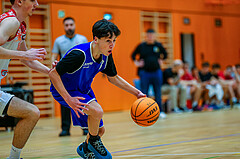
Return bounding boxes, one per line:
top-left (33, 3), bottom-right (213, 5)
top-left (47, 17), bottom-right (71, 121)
top-left (0, 9), bottom-right (26, 82)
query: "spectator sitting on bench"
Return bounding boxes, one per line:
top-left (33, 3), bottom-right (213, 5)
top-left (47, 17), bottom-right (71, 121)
top-left (162, 59), bottom-right (189, 113)
top-left (180, 62), bottom-right (202, 111)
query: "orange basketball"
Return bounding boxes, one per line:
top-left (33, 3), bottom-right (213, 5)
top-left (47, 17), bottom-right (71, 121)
top-left (131, 97), bottom-right (160, 127)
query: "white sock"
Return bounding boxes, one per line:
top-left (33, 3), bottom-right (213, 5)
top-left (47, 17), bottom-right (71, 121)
top-left (9, 145), bottom-right (22, 159)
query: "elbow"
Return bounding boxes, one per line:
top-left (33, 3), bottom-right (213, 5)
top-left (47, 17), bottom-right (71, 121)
top-left (48, 68), bottom-right (56, 79)
top-left (107, 75), bottom-right (117, 84)
top-left (0, 37), bottom-right (7, 46)
top-left (107, 76), bottom-right (113, 83)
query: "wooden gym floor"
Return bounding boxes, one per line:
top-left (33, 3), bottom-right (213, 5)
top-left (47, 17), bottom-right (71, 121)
top-left (0, 108), bottom-right (240, 159)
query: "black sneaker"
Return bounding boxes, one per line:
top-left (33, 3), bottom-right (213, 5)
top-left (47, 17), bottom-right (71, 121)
top-left (77, 141), bottom-right (95, 159)
top-left (59, 130), bottom-right (70, 137)
top-left (193, 106), bottom-right (202, 111)
top-left (88, 135), bottom-right (112, 159)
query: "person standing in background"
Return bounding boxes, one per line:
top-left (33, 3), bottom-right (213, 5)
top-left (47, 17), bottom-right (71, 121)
top-left (131, 29), bottom-right (167, 119)
top-left (51, 17), bottom-right (88, 137)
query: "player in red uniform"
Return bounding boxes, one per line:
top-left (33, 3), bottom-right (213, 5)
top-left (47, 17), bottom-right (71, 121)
top-left (0, 0), bottom-right (49, 158)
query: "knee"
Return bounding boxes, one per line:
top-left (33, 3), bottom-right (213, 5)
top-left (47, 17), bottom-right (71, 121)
top-left (170, 86), bottom-right (178, 93)
top-left (180, 85), bottom-right (187, 91)
top-left (196, 85), bottom-right (202, 91)
top-left (28, 105), bottom-right (40, 121)
top-left (90, 107), bottom-right (103, 120)
top-left (170, 86), bottom-right (176, 91)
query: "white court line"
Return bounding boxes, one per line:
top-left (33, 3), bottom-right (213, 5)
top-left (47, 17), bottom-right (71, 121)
top-left (114, 152), bottom-right (240, 158)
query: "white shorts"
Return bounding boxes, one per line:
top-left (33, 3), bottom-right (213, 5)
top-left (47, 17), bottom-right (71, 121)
top-left (206, 84), bottom-right (224, 101)
top-left (0, 90), bottom-right (14, 117)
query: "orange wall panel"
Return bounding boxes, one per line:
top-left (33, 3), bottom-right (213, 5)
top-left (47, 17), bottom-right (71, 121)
top-left (44, 0), bottom-right (240, 115)
top-left (172, 13), bottom-right (240, 69)
top-left (214, 16), bottom-right (240, 68)
top-left (41, 0), bottom-right (240, 15)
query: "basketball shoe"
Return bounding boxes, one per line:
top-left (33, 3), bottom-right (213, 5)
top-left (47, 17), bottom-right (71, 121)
top-left (88, 135), bottom-right (112, 159)
top-left (77, 141), bottom-right (95, 159)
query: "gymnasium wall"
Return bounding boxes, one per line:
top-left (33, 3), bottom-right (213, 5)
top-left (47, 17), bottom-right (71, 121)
top-left (45, 0), bottom-right (240, 115)
top-left (2, 0), bottom-right (239, 115)
top-left (172, 13), bottom-right (240, 69)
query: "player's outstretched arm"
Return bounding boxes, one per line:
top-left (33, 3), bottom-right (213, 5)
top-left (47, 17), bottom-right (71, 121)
top-left (107, 75), bottom-right (146, 98)
top-left (18, 40), bottom-right (50, 74)
top-left (21, 59), bottom-right (50, 74)
top-left (0, 46), bottom-right (46, 60)
top-left (49, 68), bottom-right (89, 117)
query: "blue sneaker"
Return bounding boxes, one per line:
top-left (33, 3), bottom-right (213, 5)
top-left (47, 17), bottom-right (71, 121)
top-left (77, 142), bottom-right (95, 159)
top-left (209, 104), bottom-right (221, 110)
top-left (88, 136), bottom-right (112, 159)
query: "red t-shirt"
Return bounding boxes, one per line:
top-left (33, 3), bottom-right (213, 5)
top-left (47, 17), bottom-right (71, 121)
top-left (181, 72), bottom-right (194, 80)
top-left (217, 71), bottom-right (233, 80)
top-left (217, 71), bottom-right (225, 79)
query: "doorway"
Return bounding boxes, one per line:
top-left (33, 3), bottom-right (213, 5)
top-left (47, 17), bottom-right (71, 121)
top-left (181, 33), bottom-right (195, 69)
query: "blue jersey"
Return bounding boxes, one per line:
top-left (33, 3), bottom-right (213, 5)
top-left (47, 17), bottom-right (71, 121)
top-left (50, 42), bottom-right (110, 97)
top-left (50, 42), bottom-right (117, 127)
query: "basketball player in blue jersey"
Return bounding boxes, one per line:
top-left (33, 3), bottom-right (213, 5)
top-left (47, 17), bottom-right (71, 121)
top-left (49, 19), bottom-right (146, 159)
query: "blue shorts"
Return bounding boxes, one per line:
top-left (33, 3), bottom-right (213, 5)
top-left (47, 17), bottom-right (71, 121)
top-left (52, 89), bottom-right (104, 129)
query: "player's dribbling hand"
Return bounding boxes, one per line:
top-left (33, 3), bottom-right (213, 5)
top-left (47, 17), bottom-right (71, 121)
top-left (24, 48), bottom-right (47, 61)
top-left (136, 91), bottom-right (146, 99)
top-left (66, 96), bottom-right (89, 118)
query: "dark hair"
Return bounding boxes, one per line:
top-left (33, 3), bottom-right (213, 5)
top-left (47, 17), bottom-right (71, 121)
top-left (10, 0), bottom-right (15, 5)
top-left (183, 61), bottom-right (189, 68)
top-left (92, 19), bottom-right (121, 39)
top-left (63, 17), bottom-right (75, 23)
top-left (212, 63), bottom-right (221, 69)
top-left (235, 64), bottom-right (240, 68)
top-left (226, 65), bottom-right (232, 69)
top-left (191, 66), bottom-right (198, 71)
top-left (146, 29), bottom-right (155, 33)
top-left (202, 62), bottom-right (210, 67)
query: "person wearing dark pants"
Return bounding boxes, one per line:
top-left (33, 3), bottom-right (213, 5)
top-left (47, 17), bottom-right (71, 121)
top-left (132, 29), bottom-right (167, 119)
top-left (59, 105), bottom-right (71, 136)
top-left (51, 17), bottom-right (88, 137)
top-left (139, 69), bottom-right (163, 110)
top-left (59, 105), bottom-right (89, 136)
